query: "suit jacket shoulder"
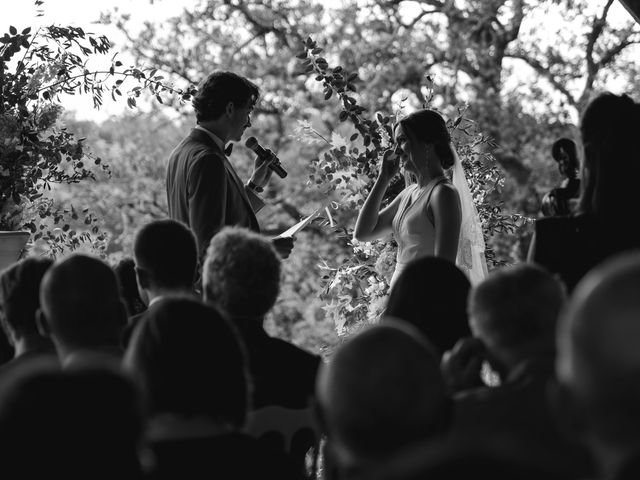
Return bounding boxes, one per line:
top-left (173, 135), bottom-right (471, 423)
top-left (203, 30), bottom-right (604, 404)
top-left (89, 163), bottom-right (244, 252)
top-left (166, 129), bottom-right (261, 259)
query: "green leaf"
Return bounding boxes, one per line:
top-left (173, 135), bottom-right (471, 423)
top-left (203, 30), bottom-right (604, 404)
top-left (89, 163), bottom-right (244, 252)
top-left (22, 27), bottom-right (31, 35)
top-left (296, 51), bottom-right (307, 59)
top-left (9, 26), bottom-right (17, 35)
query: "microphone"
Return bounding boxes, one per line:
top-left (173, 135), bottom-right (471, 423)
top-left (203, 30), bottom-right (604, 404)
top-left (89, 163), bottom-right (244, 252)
top-left (245, 137), bottom-right (288, 178)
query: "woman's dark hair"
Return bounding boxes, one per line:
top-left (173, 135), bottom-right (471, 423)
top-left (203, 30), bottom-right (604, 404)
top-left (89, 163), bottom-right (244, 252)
top-left (383, 256), bottom-right (471, 356)
top-left (551, 137), bottom-right (579, 178)
top-left (398, 109), bottom-right (455, 169)
top-left (0, 357), bottom-right (143, 477)
top-left (578, 92), bottom-right (640, 220)
top-left (124, 297), bottom-right (250, 428)
top-left (192, 71), bottom-right (259, 123)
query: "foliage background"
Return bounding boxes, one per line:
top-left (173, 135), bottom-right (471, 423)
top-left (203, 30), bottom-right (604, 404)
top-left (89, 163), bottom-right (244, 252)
top-left (6, 0), bottom-right (638, 354)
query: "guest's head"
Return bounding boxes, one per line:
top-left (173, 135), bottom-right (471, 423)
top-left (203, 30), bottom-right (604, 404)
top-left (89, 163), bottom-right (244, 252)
top-left (0, 356), bottom-right (142, 478)
top-left (113, 257), bottom-right (146, 316)
top-left (383, 256), bottom-right (470, 356)
top-left (578, 92), bottom-right (640, 220)
top-left (556, 252), bottom-right (640, 469)
top-left (0, 257), bottom-right (53, 348)
top-left (551, 137), bottom-right (579, 179)
top-left (468, 264), bottom-right (565, 377)
top-left (203, 227), bottom-right (280, 322)
top-left (39, 254), bottom-right (126, 360)
top-left (316, 323), bottom-right (450, 471)
top-left (124, 297), bottom-right (249, 429)
top-left (192, 71), bottom-right (259, 142)
top-left (394, 109), bottom-right (454, 181)
top-left (133, 219), bottom-right (197, 303)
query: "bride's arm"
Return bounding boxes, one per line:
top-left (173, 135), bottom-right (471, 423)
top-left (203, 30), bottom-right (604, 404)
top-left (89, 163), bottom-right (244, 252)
top-left (353, 176), bottom-right (402, 242)
top-left (431, 183), bottom-right (462, 262)
top-left (354, 151), bottom-right (402, 242)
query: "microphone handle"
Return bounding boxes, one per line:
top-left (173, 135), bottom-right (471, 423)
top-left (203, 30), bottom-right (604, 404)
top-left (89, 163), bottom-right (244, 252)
top-left (253, 143), bottom-right (288, 178)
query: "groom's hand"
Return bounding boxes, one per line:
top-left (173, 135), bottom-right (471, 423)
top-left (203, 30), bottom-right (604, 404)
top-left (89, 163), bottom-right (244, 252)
top-left (272, 236), bottom-right (295, 259)
top-left (250, 149), bottom-right (276, 189)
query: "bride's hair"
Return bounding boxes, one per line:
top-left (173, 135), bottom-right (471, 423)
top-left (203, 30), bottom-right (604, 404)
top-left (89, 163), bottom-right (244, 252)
top-left (398, 109), bottom-right (455, 169)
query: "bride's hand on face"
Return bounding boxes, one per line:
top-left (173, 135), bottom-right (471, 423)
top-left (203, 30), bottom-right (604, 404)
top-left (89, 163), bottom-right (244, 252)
top-left (378, 148), bottom-right (400, 182)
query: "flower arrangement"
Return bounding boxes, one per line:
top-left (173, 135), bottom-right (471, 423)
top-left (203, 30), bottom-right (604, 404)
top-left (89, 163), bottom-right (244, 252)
top-left (0, 5), bottom-right (194, 257)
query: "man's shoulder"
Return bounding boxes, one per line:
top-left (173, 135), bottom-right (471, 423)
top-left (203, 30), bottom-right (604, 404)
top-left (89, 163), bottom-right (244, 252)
top-left (171, 133), bottom-right (223, 161)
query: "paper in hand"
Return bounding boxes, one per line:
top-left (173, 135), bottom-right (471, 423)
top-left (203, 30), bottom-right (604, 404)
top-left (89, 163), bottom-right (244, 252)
top-left (275, 208), bottom-right (322, 239)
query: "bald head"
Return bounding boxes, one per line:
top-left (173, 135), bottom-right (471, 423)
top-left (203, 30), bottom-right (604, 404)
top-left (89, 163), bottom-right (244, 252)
top-left (317, 322), bottom-right (450, 463)
top-left (40, 255), bottom-right (125, 352)
top-left (557, 252), bottom-right (640, 444)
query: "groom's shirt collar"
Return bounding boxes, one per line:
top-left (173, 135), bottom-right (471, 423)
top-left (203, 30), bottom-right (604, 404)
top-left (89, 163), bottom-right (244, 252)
top-left (195, 125), bottom-right (225, 152)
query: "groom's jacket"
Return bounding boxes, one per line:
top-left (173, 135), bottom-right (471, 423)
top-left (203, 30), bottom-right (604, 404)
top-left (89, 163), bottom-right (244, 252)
top-left (166, 128), bottom-right (263, 259)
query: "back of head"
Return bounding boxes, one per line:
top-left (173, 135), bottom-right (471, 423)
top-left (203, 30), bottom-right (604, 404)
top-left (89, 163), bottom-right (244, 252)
top-left (469, 264), bottom-right (565, 361)
top-left (398, 109), bottom-right (454, 169)
top-left (384, 256), bottom-right (470, 355)
top-left (578, 92), bottom-right (640, 220)
top-left (203, 227), bottom-right (280, 319)
top-left (557, 252), bottom-right (640, 446)
top-left (316, 323), bottom-right (450, 465)
top-left (192, 71), bottom-right (259, 123)
top-left (133, 219), bottom-right (197, 291)
top-left (0, 257), bottom-right (53, 338)
top-left (40, 254), bottom-right (125, 350)
top-left (0, 357), bottom-right (142, 478)
top-left (124, 297), bottom-right (249, 428)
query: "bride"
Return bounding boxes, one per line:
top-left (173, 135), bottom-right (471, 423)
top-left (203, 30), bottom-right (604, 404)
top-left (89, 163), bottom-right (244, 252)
top-left (354, 108), bottom-right (486, 286)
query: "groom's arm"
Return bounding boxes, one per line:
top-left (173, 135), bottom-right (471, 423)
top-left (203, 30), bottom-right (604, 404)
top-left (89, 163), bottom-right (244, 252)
top-left (188, 154), bottom-right (228, 257)
top-left (244, 185), bottom-right (265, 213)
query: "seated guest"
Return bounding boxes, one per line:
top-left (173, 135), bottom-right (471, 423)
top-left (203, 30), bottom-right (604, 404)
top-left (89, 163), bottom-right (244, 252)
top-left (0, 356), bottom-right (143, 479)
top-left (316, 323), bottom-right (451, 480)
top-left (122, 220), bottom-right (198, 346)
top-left (39, 254), bottom-right (127, 363)
top-left (556, 252), bottom-right (640, 480)
top-left (529, 92), bottom-right (640, 292)
top-left (441, 264), bottom-right (592, 477)
top-left (383, 256), bottom-right (471, 356)
top-left (124, 297), bottom-right (300, 479)
top-left (203, 226), bottom-right (320, 410)
top-left (203, 226), bottom-right (320, 475)
top-left (0, 257), bottom-right (56, 374)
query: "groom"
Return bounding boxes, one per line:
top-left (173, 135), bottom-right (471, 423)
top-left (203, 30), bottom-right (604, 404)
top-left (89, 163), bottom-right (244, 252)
top-left (166, 71), bottom-right (293, 263)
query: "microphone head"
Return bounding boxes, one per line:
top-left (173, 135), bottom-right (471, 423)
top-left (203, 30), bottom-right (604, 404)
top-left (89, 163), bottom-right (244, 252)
top-left (245, 137), bottom-right (259, 149)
